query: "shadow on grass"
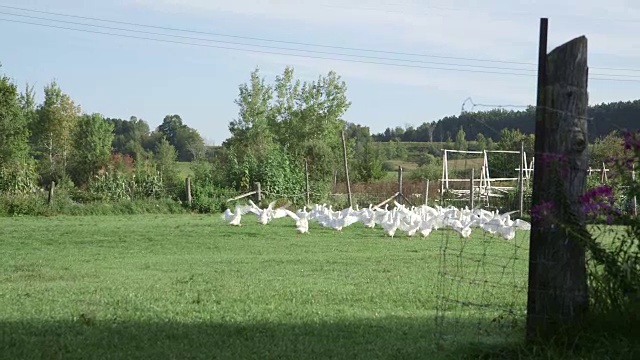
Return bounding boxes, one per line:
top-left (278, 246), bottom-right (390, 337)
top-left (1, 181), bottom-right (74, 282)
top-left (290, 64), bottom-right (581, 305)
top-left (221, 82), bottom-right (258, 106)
top-left (4, 315), bottom-right (637, 360)
top-left (0, 316), bottom-right (523, 360)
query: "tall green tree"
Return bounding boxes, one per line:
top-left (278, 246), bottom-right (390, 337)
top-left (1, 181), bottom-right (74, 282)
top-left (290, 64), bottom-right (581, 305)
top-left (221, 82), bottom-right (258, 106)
top-left (107, 116), bottom-right (152, 160)
top-left (476, 133), bottom-right (488, 150)
top-left (0, 69), bottom-right (30, 165)
top-left (156, 114), bottom-right (205, 162)
top-left (70, 113), bottom-right (115, 185)
top-left (455, 126), bottom-right (468, 151)
top-left (227, 67), bottom-right (275, 158)
top-left (19, 82), bottom-right (38, 131)
top-left (31, 81), bottom-right (81, 183)
top-left (155, 137), bottom-right (179, 186)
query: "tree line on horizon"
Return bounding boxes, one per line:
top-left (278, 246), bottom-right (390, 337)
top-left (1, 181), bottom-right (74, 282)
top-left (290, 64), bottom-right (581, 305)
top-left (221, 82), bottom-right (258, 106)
top-left (1, 61), bottom-right (635, 211)
top-left (372, 100), bottom-right (640, 143)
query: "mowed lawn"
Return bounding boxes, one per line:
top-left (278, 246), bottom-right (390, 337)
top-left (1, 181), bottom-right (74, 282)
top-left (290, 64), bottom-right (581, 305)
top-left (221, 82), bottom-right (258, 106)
top-left (0, 214), bottom-right (530, 359)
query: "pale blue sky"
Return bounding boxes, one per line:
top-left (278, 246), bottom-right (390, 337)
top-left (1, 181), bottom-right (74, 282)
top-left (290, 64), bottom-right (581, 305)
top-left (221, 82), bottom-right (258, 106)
top-left (1, 0), bottom-right (639, 144)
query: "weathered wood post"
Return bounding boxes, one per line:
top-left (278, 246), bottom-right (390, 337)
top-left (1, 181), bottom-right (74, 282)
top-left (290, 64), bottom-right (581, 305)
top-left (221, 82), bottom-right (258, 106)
top-left (185, 177), bottom-right (192, 207)
top-left (254, 182), bottom-right (261, 204)
top-left (341, 131), bottom-right (353, 208)
top-left (526, 18), bottom-right (590, 343)
top-left (519, 141), bottom-right (525, 217)
top-left (469, 168), bottom-right (475, 209)
top-left (397, 166), bottom-right (403, 205)
top-left (633, 164), bottom-right (637, 217)
top-left (48, 181), bottom-right (55, 205)
top-left (425, 179), bottom-right (430, 206)
top-left (305, 158), bottom-right (310, 207)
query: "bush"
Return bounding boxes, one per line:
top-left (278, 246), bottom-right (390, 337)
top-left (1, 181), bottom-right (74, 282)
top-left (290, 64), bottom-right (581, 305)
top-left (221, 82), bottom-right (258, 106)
top-left (0, 192), bottom-right (187, 217)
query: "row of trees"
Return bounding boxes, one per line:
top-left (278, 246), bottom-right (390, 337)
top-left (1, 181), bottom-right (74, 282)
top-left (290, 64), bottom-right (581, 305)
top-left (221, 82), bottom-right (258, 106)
top-left (0, 64), bottom-right (205, 193)
top-left (374, 100), bottom-right (640, 143)
top-left (107, 114), bottom-right (206, 162)
top-left (2, 60), bottom-right (631, 211)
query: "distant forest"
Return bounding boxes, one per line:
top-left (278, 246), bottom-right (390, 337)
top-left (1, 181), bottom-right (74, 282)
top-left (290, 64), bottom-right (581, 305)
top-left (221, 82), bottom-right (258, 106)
top-left (372, 100), bottom-right (640, 143)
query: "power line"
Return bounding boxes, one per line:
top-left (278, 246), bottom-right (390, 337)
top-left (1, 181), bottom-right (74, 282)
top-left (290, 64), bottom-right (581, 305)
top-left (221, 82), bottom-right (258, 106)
top-left (0, 4), bottom-right (536, 66)
top-left (321, 2), bottom-right (640, 24)
top-left (3, 3), bottom-right (640, 73)
top-left (0, 11), bottom-right (539, 73)
top-left (0, 17), bottom-right (537, 77)
top-left (1, 17), bottom-right (640, 83)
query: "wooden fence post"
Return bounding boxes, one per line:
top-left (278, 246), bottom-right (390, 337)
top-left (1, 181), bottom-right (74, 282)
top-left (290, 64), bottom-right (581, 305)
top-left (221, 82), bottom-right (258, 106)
top-left (185, 177), bottom-right (192, 207)
top-left (527, 19), bottom-right (589, 343)
top-left (425, 179), bottom-right (430, 206)
top-left (470, 168), bottom-right (475, 209)
top-left (519, 141), bottom-right (525, 217)
top-left (48, 181), bottom-right (55, 205)
top-left (397, 166), bottom-right (403, 205)
top-left (633, 164), bottom-right (637, 217)
top-left (254, 182), bottom-right (261, 204)
top-left (305, 158), bottom-right (310, 207)
top-left (341, 131), bottom-right (353, 208)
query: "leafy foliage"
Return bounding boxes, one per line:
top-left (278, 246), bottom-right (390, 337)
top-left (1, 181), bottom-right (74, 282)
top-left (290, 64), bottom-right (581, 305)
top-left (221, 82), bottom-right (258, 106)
top-left (220, 66), bottom-right (362, 199)
top-left (69, 113), bottom-right (115, 185)
top-left (0, 68), bottom-right (30, 166)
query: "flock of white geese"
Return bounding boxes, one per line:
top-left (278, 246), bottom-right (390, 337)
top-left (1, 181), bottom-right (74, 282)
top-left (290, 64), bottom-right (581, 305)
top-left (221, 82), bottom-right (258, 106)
top-left (222, 199), bottom-right (531, 240)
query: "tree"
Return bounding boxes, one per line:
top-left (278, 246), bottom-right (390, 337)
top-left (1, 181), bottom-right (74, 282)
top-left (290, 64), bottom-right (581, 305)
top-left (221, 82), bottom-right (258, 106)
top-left (493, 128), bottom-right (534, 178)
top-left (70, 113), bottom-right (115, 185)
top-left (223, 66), bottom-right (352, 192)
top-left (0, 69), bottom-right (30, 165)
top-left (155, 137), bottom-right (179, 186)
top-left (425, 122), bottom-right (436, 142)
top-left (455, 126), bottom-right (468, 151)
top-left (354, 139), bottom-right (385, 182)
top-left (590, 131), bottom-right (623, 167)
top-left (19, 83), bottom-right (38, 130)
top-left (158, 114), bottom-right (184, 146)
top-left (476, 133), bottom-right (488, 150)
top-left (227, 67), bottom-right (275, 158)
top-left (107, 116), bottom-right (152, 160)
top-left (31, 81), bottom-right (81, 183)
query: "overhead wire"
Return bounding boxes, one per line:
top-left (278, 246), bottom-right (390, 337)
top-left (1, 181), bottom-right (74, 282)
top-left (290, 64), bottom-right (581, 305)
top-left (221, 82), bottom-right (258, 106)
top-left (2, 3), bottom-right (640, 73)
top-left (0, 6), bottom-right (639, 81)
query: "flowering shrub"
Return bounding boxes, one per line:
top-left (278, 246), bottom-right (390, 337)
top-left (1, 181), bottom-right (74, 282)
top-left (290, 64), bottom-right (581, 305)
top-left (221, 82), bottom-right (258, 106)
top-left (588, 131), bottom-right (640, 320)
top-left (530, 131), bottom-right (640, 323)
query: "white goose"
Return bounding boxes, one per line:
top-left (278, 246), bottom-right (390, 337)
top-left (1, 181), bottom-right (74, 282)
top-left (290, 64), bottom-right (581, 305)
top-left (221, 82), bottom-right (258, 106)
top-left (222, 204), bottom-right (253, 226)
top-left (283, 208), bottom-right (310, 234)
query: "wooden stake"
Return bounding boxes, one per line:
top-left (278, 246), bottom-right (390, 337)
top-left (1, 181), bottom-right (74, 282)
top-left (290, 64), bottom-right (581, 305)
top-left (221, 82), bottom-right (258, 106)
top-left (341, 131), bottom-right (353, 208)
top-left (48, 181), bottom-right (55, 205)
top-left (527, 21), bottom-right (590, 342)
top-left (254, 182), bottom-right (261, 204)
top-left (185, 177), bottom-right (192, 207)
top-left (470, 168), bottom-right (475, 209)
top-left (425, 179), bottom-right (430, 206)
top-left (397, 166), bottom-right (403, 205)
top-left (305, 158), bottom-right (310, 207)
top-left (633, 164), bottom-right (637, 217)
top-left (518, 141), bottom-right (525, 217)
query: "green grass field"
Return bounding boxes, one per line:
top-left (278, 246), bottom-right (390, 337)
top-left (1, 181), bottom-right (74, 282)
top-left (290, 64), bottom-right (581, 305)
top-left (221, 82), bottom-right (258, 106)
top-left (0, 214), bottom-right (531, 359)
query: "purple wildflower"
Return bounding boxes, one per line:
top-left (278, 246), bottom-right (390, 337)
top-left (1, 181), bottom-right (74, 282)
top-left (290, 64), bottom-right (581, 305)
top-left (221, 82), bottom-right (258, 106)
top-left (580, 185), bottom-right (618, 222)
